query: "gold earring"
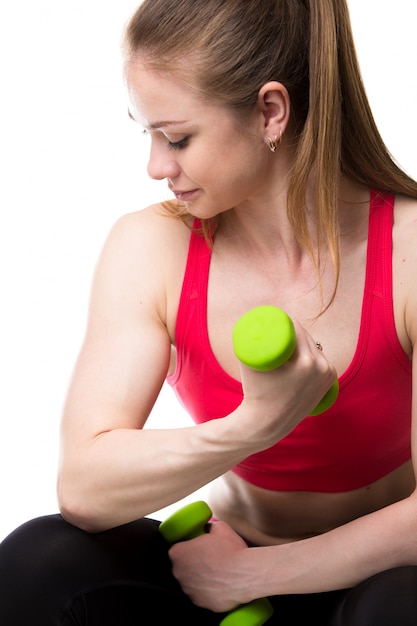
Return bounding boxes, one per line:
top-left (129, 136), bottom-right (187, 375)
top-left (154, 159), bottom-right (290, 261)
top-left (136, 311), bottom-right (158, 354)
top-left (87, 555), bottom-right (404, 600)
top-left (267, 130), bottom-right (283, 153)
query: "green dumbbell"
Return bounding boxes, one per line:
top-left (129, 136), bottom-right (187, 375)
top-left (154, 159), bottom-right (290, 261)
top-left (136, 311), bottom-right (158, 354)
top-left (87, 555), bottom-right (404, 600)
top-left (159, 501), bottom-right (274, 626)
top-left (232, 305), bottom-right (338, 415)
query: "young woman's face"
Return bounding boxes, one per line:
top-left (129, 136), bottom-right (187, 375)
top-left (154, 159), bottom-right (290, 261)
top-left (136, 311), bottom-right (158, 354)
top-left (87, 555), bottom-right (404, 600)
top-left (126, 61), bottom-right (272, 219)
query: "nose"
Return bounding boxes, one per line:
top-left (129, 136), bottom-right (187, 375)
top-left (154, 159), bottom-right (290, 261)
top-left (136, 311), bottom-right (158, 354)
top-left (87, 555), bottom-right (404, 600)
top-left (147, 141), bottom-right (181, 181)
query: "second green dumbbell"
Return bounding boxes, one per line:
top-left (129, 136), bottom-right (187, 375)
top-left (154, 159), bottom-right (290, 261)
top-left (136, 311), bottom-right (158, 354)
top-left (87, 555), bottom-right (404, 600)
top-left (159, 501), bottom-right (274, 626)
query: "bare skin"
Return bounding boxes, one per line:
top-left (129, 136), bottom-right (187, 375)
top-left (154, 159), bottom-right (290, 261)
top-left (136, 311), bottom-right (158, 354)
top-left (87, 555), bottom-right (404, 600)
top-left (58, 62), bottom-right (417, 611)
top-left (209, 462), bottom-right (415, 545)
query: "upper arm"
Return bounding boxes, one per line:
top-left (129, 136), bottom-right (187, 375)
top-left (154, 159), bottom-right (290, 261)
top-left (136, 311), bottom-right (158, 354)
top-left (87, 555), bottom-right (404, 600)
top-left (60, 207), bottom-right (180, 448)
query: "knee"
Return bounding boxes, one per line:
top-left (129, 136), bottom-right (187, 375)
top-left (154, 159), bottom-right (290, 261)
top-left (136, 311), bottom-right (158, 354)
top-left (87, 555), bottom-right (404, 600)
top-left (332, 567), bottom-right (417, 626)
top-left (0, 514), bottom-right (81, 582)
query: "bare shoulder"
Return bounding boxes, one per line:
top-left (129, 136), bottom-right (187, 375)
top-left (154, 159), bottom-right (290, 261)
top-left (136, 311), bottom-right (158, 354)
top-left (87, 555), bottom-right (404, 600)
top-left (393, 194), bottom-right (417, 261)
top-left (394, 193), bottom-right (417, 221)
top-left (98, 203), bottom-right (191, 281)
top-left (393, 194), bottom-right (417, 350)
top-left (106, 202), bottom-right (192, 256)
top-left (91, 202), bottom-right (192, 338)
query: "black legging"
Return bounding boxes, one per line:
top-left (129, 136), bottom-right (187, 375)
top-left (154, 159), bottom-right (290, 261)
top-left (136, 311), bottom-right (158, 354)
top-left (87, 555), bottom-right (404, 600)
top-left (1, 514), bottom-right (417, 626)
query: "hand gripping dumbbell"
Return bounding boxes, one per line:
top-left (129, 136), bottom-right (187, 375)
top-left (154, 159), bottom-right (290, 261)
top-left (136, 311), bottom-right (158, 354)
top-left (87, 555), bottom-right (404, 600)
top-left (159, 501), bottom-right (274, 625)
top-left (232, 305), bottom-right (339, 415)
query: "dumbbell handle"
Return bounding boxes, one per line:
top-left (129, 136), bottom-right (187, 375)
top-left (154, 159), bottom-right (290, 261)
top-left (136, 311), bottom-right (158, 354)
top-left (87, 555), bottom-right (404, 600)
top-left (159, 501), bottom-right (274, 626)
top-left (232, 305), bottom-right (338, 415)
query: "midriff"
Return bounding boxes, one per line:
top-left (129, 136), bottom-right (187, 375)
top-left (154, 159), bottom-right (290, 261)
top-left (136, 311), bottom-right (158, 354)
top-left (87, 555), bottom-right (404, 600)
top-left (208, 459), bottom-right (415, 546)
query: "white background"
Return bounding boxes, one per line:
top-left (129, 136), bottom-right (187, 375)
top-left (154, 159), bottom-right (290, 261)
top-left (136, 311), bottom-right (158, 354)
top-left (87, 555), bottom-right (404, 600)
top-left (1, 1), bottom-right (416, 541)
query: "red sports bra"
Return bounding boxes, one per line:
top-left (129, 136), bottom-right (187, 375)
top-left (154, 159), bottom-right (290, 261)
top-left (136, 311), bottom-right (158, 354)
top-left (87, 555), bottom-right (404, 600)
top-left (167, 191), bottom-right (412, 492)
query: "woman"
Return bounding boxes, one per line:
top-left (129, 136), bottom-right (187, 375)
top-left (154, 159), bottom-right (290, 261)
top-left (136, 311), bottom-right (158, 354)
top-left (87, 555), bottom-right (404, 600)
top-left (2, 0), bottom-right (417, 624)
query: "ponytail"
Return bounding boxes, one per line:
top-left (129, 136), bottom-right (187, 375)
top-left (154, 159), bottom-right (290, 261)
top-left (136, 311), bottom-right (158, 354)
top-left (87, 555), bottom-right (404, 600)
top-left (287, 0), bottom-right (342, 308)
top-left (287, 0), bottom-right (417, 311)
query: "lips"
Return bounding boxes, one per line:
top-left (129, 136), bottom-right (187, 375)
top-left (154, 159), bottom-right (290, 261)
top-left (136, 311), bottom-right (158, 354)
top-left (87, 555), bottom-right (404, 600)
top-left (171, 188), bottom-right (198, 201)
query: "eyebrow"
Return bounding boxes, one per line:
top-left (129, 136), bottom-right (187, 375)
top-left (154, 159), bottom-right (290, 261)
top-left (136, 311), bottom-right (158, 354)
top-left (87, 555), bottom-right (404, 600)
top-left (149, 121), bottom-right (188, 130)
top-left (127, 109), bottom-right (188, 129)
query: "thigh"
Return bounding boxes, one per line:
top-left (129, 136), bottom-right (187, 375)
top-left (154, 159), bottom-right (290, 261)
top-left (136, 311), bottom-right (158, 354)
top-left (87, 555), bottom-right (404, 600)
top-left (0, 514), bottom-right (216, 626)
top-left (61, 581), bottom-right (220, 626)
top-left (329, 566), bottom-right (417, 626)
top-left (266, 590), bottom-right (347, 626)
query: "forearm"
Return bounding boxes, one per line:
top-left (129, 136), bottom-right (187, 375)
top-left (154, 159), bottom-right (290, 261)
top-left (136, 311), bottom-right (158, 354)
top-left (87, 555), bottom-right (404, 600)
top-left (58, 413), bottom-right (258, 532)
top-left (243, 496), bottom-right (417, 600)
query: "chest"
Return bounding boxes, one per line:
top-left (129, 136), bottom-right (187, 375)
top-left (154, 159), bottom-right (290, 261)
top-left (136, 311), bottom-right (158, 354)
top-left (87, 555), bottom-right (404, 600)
top-left (206, 246), bottom-right (366, 382)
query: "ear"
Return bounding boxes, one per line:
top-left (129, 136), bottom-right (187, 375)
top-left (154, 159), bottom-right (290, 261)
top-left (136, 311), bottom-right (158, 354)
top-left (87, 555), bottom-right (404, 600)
top-left (257, 81), bottom-right (291, 141)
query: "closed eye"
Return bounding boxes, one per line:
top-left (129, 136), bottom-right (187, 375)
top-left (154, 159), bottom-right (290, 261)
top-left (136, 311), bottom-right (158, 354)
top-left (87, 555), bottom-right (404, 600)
top-left (139, 126), bottom-right (190, 151)
top-left (167, 136), bottom-right (190, 151)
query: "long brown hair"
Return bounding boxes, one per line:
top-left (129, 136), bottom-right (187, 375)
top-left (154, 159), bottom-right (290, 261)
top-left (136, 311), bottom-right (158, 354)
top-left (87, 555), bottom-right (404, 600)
top-left (124, 0), bottom-right (417, 303)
